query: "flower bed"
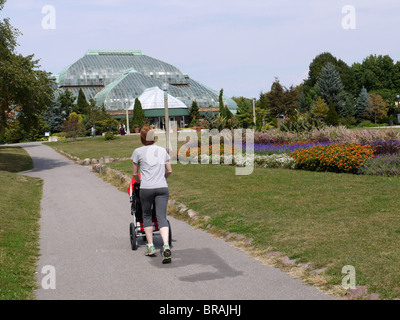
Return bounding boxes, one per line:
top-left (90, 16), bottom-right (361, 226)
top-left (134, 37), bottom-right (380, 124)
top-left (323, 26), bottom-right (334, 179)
top-left (359, 154), bottom-right (400, 177)
top-left (252, 141), bottom-right (335, 154)
top-left (290, 143), bottom-right (375, 174)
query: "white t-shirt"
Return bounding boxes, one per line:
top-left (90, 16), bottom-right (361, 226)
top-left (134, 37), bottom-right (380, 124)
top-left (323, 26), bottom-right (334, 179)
top-left (131, 145), bottom-right (170, 189)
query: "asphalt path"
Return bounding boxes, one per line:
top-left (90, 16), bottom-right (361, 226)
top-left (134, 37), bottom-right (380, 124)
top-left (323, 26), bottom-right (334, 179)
top-left (18, 142), bottom-right (333, 300)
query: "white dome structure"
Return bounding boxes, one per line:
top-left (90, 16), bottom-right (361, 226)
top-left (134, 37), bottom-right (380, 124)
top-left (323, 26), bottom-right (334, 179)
top-left (130, 87), bottom-right (188, 110)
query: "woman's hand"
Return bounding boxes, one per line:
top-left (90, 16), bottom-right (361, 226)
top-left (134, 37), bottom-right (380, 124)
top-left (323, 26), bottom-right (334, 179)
top-left (165, 161), bottom-right (172, 179)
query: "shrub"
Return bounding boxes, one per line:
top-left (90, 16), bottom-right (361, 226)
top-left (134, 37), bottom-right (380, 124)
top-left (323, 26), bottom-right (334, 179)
top-left (104, 132), bottom-right (115, 141)
top-left (366, 140), bottom-right (400, 156)
top-left (290, 143), bottom-right (374, 174)
top-left (94, 119), bottom-right (119, 135)
top-left (359, 154), bottom-right (400, 177)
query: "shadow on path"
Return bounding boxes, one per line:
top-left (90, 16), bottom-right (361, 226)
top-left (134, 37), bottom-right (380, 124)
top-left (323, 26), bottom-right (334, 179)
top-left (149, 248), bottom-right (243, 282)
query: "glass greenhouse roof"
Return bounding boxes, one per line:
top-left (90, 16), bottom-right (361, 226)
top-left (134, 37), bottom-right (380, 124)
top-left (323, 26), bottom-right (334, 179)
top-left (56, 50), bottom-right (237, 114)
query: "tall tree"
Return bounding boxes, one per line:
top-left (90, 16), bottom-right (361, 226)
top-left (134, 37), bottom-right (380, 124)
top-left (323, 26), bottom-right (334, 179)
top-left (367, 93), bottom-right (389, 124)
top-left (57, 89), bottom-right (76, 119)
top-left (267, 79), bottom-right (300, 118)
top-left (189, 100), bottom-right (201, 124)
top-left (316, 63), bottom-right (345, 110)
top-left (74, 89), bottom-right (89, 114)
top-left (219, 89), bottom-right (225, 117)
top-left (354, 87), bottom-right (370, 122)
top-left (0, 0), bottom-right (54, 138)
top-left (233, 96), bottom-right (253, 126)
top-left (306, 52), bottom-right (356, 95)
top-left (132, 98), bottom-right (145, 128)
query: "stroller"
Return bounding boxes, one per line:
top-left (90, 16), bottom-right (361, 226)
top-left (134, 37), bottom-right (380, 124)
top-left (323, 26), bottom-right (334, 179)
top-left (128, 176), bottom-right (172, 251)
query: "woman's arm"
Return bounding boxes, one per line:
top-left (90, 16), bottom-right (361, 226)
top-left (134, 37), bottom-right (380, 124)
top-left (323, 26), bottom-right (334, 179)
top-left (132, 162), bottom-right (140, 184)
top-left (165, 161), bottom-right (172, 179)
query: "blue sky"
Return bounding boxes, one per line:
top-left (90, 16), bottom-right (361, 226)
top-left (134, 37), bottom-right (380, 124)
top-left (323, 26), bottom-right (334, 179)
top-left (2, 0), bottom-right (400, 98)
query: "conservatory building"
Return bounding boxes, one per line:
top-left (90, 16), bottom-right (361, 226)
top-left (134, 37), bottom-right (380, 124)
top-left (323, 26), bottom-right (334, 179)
top-left (54, 50), bottom-right (237, 128)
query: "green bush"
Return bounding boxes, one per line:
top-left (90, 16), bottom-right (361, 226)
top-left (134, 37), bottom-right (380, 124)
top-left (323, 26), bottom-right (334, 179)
top-left (104, 132), bottom-right (115, 141)
top-left (94, 119), bottom-right (119, 135)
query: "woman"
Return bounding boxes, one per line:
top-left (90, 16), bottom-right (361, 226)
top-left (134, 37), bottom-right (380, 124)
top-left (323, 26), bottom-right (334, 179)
top-left (131, 125), bottom-right (173, 263)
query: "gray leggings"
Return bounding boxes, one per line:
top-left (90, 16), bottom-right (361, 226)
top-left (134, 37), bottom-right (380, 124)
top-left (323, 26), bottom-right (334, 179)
top-left (139, 188), bottom-right (169, 229)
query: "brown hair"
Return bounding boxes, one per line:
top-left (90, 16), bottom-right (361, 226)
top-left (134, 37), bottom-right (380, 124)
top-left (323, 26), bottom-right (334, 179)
top-left (140, 125), bottom-right (155, 146)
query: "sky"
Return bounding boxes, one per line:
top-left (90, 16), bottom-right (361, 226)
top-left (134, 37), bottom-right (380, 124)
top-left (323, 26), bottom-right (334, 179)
top-left (2, 0), bottom-right (400, 99)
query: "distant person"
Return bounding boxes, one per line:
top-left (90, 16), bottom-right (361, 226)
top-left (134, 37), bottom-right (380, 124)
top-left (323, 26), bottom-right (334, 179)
top-left (132, 125), bottom-right (173, 263)
top-left (119, 125), bottom-right (122, 135)
top-left (91, 126), bottom-right (96, 138)
top-left (121, 124), bottom-right (125, 136)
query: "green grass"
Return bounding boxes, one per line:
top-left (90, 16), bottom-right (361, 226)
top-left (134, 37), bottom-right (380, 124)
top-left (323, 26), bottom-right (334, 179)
top-left (109, 160), bottom-right (400, 299)
top-left (47, 135), bottom-right (400, 299)
top-left (0, 147), bottom-right (33, 172)
top-left (44, 135), bottom-right (142, 160)
top-left (0, 147), bottom-right (42, 300)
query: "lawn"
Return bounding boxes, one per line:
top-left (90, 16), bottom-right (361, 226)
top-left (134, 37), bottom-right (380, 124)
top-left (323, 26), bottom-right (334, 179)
top-left (0, 147), bottom-right (42, 300)
top-left (47, 135), bottom-right (400, 299)
top-left (0, 147), bottom-right (33, 172)
top-left (44, 135), bottom-right (142, 160)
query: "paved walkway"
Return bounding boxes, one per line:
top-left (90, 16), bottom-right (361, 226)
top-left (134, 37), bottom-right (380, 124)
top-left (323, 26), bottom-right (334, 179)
top-left (19, 142), bottom-right (333, 300)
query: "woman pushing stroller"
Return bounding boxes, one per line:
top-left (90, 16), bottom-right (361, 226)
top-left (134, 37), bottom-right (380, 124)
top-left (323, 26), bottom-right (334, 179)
top-left (131, 125), bottom-right (173, 264)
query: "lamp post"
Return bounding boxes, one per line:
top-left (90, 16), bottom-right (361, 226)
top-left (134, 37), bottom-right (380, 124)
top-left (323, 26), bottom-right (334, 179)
top-left (125, 98), bottom-right (130, 135)
top-left (252, 96), bottom-right (256, 127)
top-left (397, 95), bottom-right (400, 125)
top-left (162, 83), bottom-right (170, 151)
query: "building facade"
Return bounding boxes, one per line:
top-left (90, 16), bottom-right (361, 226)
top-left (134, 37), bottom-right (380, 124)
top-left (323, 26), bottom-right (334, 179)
top-left (55, 50), bottom-right (237, 127)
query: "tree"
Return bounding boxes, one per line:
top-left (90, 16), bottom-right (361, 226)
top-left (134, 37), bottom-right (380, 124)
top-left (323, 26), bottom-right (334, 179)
top-left (267, 78), bottom-right (300, 118)
top-left (57, 89), bottom-right (76, 119)
top-left (0, 0), bottom-right (54, 139)
top-left (74, 89), bottom-right (89, 114)
top-left (325, 102), bottom-right (340, 126)
top-left (354, 87), bottom-right (370, 122)
top-left (316, 63), bottom-right (345, 111)
top-left (189, 100), bottom-right (201, 125)
top-left (233, 96), bottom-right (253, 127)
top-left (367, 93), bottom-right (389, 123)
top-left (60, 112), bottom-right (84, 141)
top-left (311, 97), bottom-right (329, 120)
top-left (305, 52), bottom-right (357, 96)
top-left (132, 98), bottom-right (145, 128)
top-left (352, 54), bottom-right (397, 93)
top-left (219, 89), bottom-right (226, 117)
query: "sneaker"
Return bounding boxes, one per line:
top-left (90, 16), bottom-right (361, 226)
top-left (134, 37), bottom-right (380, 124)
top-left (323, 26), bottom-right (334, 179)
top-left (162, 244), bottom-right (172, 264)
top-left (145, 244), bottom-right (156, 256)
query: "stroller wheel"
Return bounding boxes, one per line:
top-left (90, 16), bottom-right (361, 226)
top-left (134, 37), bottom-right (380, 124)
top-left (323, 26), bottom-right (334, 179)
top-left (168, 220), bottom-right (172, 247)
top-left (130, 222), bottom-right (137, 250)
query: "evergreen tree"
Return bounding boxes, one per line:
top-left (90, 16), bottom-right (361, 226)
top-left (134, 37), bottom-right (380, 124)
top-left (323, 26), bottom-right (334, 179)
top-left (338, 92), bottom-right (356, 118)
top-left (74, 89), bottom-right (89, 114)
top-left (219, 89), bottom-right (226, 117)
top-left (316, 63), bottom-right (345, 110)
top-left (132, 98), bottom-right (145, 128)
top-left (189, 100), bottom-right (201, 123)
top-left (57, 89), bottom-right (76, 119)
top-left (311, 97), bottom-right (329, 120)
top-left (354, 87), bottom-right (370, 122)
top-left (233, 96), bottom-right (253, 126)
top-left (44, 101), bottom-right (63, 133)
